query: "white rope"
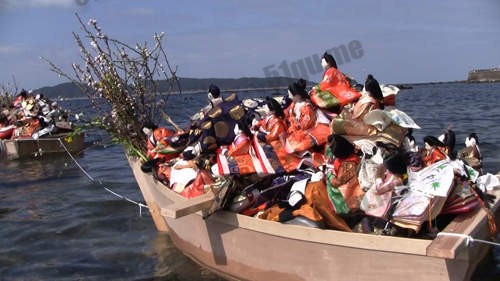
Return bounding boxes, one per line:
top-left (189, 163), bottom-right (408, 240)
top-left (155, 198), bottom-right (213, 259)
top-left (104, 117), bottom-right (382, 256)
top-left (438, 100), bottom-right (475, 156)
top-left (58, 138), bottom-right (96, 182)
top-left (437, 232), bottom-right (500, 247)
top-left (58, 138), bottom-right (149, 215)
top-left (102, 186), bottom-right (149, 216)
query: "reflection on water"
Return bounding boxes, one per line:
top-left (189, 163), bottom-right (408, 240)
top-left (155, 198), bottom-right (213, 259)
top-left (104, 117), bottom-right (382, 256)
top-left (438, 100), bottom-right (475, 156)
top-left (0, 145), bottom-right (222, 280)
top-left (149, 234), bottom-right (224, 281)
top-left (0, 82), bottom-right (500, 280)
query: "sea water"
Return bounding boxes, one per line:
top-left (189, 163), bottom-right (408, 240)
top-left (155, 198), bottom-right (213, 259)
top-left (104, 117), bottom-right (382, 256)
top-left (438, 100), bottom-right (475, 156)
top-left (1, 82), bottom-right (500, 280)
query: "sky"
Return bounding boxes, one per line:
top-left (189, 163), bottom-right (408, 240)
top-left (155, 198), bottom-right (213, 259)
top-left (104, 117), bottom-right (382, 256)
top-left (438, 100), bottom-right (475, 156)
top-left (1, 0), bottom-right (500, 90)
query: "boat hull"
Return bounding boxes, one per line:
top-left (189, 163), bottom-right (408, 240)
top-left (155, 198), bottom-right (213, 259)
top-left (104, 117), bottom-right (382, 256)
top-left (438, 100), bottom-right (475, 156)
top-left (165, 214), bottom-right (481, 281)
top-left (128, 157), bottom-right (500, 281)
top-left (0, 132), bottom-right (84, 160)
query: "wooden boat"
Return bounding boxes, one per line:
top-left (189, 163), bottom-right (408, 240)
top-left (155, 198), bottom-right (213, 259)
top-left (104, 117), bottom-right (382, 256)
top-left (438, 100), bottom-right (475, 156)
top-left (0, 132), bottom-right (84, 160)
top-left (127, 156), bottom-right (500, 281)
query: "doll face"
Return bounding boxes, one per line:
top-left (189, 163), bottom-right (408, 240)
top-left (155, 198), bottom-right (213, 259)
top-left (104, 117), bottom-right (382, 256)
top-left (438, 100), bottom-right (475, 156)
top-left (321, 58), bottom-right (329, 70)
top-left (233, 123), bottom-right (241, 135)
top-left (292, 93), bottom-right (303, 103)
top-left (465, 137), bottom-right (477, 147)
top-left (142, 127), bottom-right (152, 136)
top-left (425, 142), bottom-right (431, 150)
top-left (263, 104), bottom-right (270, 115)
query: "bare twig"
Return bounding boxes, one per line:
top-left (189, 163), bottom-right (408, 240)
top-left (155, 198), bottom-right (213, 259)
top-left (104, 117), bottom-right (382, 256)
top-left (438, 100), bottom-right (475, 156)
top-left (43, 13), bottom-right (181, 157)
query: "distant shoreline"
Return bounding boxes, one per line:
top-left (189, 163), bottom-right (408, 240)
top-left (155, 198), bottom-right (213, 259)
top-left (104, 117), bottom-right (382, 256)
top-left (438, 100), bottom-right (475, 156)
top-left (33, 78), bottom-right (500, 101)
top-left (56, 86), bottom-right (289, 101)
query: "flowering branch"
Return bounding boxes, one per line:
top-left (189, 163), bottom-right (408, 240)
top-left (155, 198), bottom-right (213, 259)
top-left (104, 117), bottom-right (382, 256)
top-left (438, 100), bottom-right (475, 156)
top-left (0, 79), bottom-right (17, 108)
top-left (42, 13), bottom-right (180, 158)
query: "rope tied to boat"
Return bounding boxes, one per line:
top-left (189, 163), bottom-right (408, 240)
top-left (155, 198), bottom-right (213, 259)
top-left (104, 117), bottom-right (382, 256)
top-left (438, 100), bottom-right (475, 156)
top-left (437, 232), bottom-right (500, 248)
top-left (57, 138), bottom-right (149, 216)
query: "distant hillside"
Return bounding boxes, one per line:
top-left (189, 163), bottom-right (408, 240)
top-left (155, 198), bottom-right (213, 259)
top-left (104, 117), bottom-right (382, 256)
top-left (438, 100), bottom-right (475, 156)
top-left (33, 77), bottom-right (310, 99)
top-left (172, 77), bottom-right (308, 92)
top-left (34, 82), bottom-right (87, 100)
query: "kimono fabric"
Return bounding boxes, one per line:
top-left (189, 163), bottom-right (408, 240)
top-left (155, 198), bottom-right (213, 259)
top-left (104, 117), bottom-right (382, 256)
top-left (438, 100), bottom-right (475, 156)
top-left (285, 101), bottom-right (329, 153)
top-left (254, 115), bottom-right (301, 172)
top-left (326, 154), bottom-right (364, 213)
top-left (259, 180), bottom-right (352, 232)
top-left (310, 67), bottom-right (361, 111)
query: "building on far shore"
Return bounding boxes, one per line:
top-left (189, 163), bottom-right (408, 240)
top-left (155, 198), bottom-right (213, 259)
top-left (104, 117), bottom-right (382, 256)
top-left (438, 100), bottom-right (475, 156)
top-left (467, 67), bottom-right (500, 82)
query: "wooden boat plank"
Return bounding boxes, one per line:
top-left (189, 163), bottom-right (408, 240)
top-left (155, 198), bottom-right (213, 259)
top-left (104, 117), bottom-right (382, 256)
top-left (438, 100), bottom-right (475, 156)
top-left (211, 210), bottom-right (431, 256)
top-left (427, 188), bottom-right (500, 259)
top-left (166, 212), bottom-right (466, 281)
top-left (160, 192), bottom-right (214, 219)
top-left (128, 157), bottom-right (172, 232)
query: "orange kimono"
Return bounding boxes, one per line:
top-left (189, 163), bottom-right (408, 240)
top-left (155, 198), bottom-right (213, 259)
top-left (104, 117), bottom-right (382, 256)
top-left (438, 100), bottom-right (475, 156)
top-left (226, 133), bottom-right (257, 175)
top-left (285, 101), bottom-right (330, 153)
top-left (259, 180), bottom-right (352, 232)
top-left (286, 101), bottom-right (316, 132)
top-left (327, 154), bottom-right (365, 212)
top-left (422, 147), bottom-right (447, 167)
top-left (146, 127), bottom-right (175, 160)
top-left (319, 67), bottom-right (351, 93)
top-left (310, 67), bottom-right (361, 111)
top-left (254, 115), bottom-right (287, 143)
top-left (17, 118), bottom-right (40, 138)
top-left (254, 115), bottom-right (301, 172)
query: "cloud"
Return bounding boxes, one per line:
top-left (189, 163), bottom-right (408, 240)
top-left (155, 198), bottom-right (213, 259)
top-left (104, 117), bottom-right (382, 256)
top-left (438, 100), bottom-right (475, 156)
top-left (0, 0), bottom-right (74, 9)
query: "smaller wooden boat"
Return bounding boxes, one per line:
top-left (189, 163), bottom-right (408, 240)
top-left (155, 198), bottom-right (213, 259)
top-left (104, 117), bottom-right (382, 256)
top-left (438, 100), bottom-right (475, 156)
top-left (0, 132), bottom-right (84, 160)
